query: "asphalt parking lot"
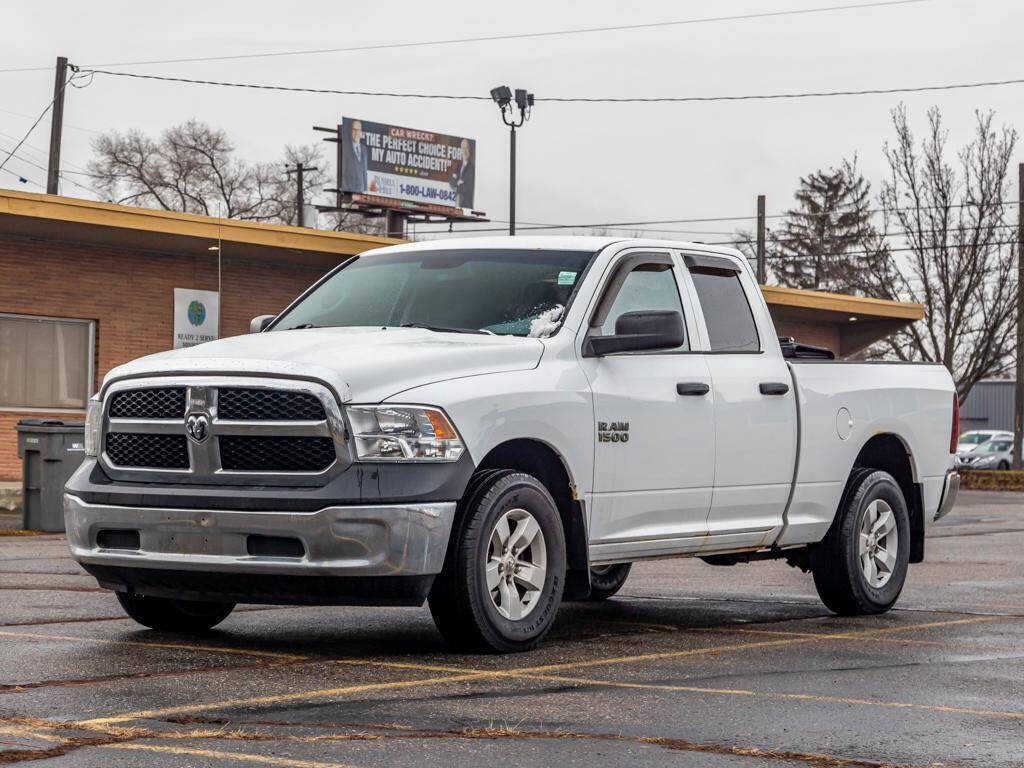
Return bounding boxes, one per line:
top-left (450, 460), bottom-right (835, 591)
top-left (1, 491), bottom-right (1022, 768)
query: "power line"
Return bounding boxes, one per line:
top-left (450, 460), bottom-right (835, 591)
top-left (0, 128), bottom-right (91, 174)
top-left (0, 89), bottom-right (63, 174)
top-left (0, 141), bottom-right (104, 198)
top-left (75, 66), bottom-right (1024, 104)
top-left (0, 166), bottom-right (44, 188)
top-left (0, 106), bottom-right (100, 134)
top-left (0, 0), bottom-right (930, 73)
top-left (415, 201), bottom-right (1023, 235)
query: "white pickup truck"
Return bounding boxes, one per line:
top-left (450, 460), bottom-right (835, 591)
top-left (65, 237), bottom-right (959, 652)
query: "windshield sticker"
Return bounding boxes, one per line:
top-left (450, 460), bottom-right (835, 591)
top-left (557, 271), bottom-right (577, 286)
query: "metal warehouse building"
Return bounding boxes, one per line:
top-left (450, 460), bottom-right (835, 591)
top-left (0, 188), bottom-right (925, 480)
top-left (959, 379), bottom-right (1016, 433)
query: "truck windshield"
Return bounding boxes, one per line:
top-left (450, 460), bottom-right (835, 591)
top-left (273, 248), bottom-right (596, 337)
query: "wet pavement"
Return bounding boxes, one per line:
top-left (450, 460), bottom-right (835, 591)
top-left (1, 490), bottom-right (1022, 767)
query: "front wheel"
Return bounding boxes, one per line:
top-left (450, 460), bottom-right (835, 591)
top-left (429, 470), bottom-right (566, 653)
top-left (811, 469), bottom-right (910, 615)
top-left (116, 592), bottom-right (235, 633)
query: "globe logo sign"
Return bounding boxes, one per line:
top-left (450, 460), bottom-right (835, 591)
top-left (187, 300), bottom-right (207, 327)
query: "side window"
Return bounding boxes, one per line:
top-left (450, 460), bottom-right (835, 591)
top-left (600, 264), bottom-right (687, 350)
top-left (689, 268), bottom-right (760, 352)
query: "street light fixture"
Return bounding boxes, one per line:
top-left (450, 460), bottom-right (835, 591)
top-left (491, 84), bottom-right (533, 236)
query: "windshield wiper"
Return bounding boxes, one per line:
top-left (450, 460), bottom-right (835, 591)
top-left (399, 323), bottom-right (490, 335)
top-left (288, 323), bottom-right (321, 329)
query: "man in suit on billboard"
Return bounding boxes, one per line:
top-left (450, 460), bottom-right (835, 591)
top-left (342, 120), bottom-right (368, 193)
top-left (451, 138), bottom-right (475, 208)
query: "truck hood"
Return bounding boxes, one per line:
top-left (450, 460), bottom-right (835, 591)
top-left (102, 327), bottom-right (545, 403)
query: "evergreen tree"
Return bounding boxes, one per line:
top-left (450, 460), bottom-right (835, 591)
top-left (771, 158), bottom-right (877, 291)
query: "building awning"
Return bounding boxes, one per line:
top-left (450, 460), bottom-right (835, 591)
top-left (0, 189), bottom-right (401, 267)
top-left (761, 284), bottom-right (923, 357)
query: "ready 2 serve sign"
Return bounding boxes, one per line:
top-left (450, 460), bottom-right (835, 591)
top-left (340, 117), bottom-right (476, 210)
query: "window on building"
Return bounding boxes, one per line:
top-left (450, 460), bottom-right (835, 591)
top-left (689, 268), bottom-right (760, 352)
top-left (600, 263), bottom-right (688, 350)
top-left (0, 314), bottom-right (94, 410)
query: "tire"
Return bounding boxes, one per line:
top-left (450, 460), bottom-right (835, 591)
top-left (429, 470), bottom-right (566, 653)
top-left (998, 460), bottom-right (1010, 471)
top-left (116, 592), bottom-right (235, 633)
top-left (584, 563), bottom-right (632, 601)
top-left (811, 468), bottom-right (910, 615)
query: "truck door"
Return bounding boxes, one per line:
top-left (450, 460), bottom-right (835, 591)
top-left (681, 253), bottom-right (797, 548)
top-left (578, 250), bottom-right (715, 560)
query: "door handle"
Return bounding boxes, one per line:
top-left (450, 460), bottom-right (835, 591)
top-left (759, 382), bottom-right (790, 395)
top-left (677, 382), bottom-right (710, 396)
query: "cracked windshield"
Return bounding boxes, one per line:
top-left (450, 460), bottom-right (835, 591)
top-left (274, 248), bottom-right (595, 337)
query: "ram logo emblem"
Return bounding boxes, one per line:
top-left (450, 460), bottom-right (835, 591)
top-left (185, 413), bottom-right (211, 444)
top-left (597, 421), bottom-right (630, 443)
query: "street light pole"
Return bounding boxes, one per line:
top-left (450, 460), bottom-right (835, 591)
top-left (509, 124), bottom-right (516, 236)
top-left (491, 86), bottom-right (533, 236)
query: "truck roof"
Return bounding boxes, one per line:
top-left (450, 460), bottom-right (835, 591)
top-left (360, 235), bottom-right (747, 260)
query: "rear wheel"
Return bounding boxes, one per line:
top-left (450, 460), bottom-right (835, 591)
top-left (116, 592), bottom-right (235, 632)
top-left (811, 469), bottom-right (910, 615)
top-left (429, 470), bottom-right (566, 652)
top-left (584, 563), bottom-right (632, 601)
top-left (998, 460), bottom-right (1010, 471)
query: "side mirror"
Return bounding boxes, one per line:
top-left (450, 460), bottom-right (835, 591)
top-left (249, 314), bottom-right (276, 333)
top-left (584, 310), bottom-right (685, 357)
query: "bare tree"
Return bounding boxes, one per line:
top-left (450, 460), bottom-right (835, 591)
top-left (88, 120), bottom-right (380, 233)
top-left (857, 105), bottom-right (1018, 398)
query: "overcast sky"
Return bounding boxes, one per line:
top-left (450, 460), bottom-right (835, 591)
top-left (2, 0), bottom-right (1022, 241)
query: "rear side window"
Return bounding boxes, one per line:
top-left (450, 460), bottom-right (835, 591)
top-left (689, 268), bottom-right (760, 352)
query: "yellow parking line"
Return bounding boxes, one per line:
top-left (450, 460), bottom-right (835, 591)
top-left (105, 743), bottom-right (356, 767)
top-left (79, 671), bottom-right (495, 726)
top-left (71, 615), bottom-right (1000, 727)
top-left (0, 722), bottom-right (66, 742)
top-left (0, 629), bottom-right (307, 660)
top-left (527, 672), bottom-right (1024, 720)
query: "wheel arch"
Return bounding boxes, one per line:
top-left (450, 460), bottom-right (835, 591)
top-left (851, 433), bottom-right (925, 563)
top-left (471, 438), bottom-right (591, 598)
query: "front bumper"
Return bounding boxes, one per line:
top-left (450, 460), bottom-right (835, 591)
top-left (64, 493), bottom-right (456, 579)
top-left (934, 469), bottom-right (959, 522)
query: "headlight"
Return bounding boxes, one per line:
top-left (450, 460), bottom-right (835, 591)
top-left (84, 396), bottom-right (103, 457)
top-left (346, 405), bottom-right (464, 461)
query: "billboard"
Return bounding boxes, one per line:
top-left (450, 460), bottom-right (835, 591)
top-left (339, 117), bottom-right (476, 210)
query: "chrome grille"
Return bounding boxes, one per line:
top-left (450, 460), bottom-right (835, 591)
top-left (218, 388), bottom-right (326, 421)
top-left (106, 433), bottom-right (189, 469)
top-left (219, 436), bottom-right (336, 472)
top-left (100, 378), bottom-right (345, 484)
top-left (109, 387), bottom-right (186, 419)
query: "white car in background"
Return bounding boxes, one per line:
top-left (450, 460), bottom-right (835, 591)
top-left (956, 430), bottom-right (1013, 454)
top-left (957, 438), bottom-right (1014, 471)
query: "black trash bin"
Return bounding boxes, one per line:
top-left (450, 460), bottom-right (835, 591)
top-left (15, 419), bottom-right (86, 533)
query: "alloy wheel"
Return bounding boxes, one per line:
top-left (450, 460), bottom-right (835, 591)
top-left (486, 508), bottom-right (547, 620)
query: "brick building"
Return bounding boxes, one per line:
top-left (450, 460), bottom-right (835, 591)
top-left (0, 189), bottom-right (923, 480)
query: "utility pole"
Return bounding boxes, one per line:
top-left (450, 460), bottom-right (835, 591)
top-left (756, 194), bottom-right (767, 284)
top-left (46, 56), bottom-right (68, 195)
top-left (1014, 163), bottom-right (1024, 470)
top-left (286, 162), bottom-right (317, 227)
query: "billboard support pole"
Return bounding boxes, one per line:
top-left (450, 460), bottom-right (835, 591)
top-left (509, 124), bottom-right (516, 236)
